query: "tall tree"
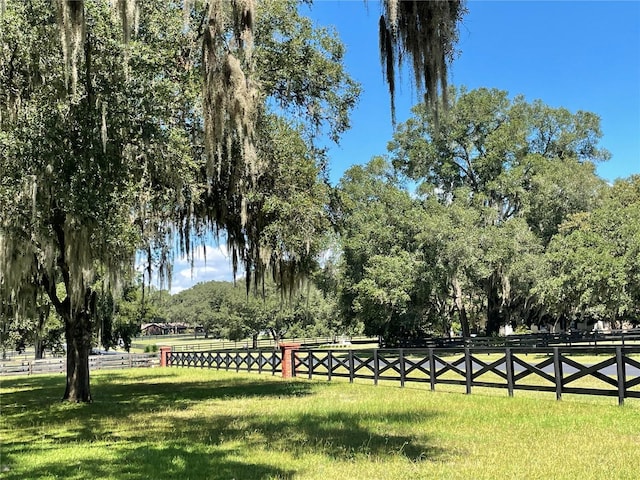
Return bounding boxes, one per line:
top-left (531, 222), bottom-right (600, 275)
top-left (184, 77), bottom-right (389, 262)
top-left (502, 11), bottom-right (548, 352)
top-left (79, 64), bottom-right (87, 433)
top-left (389, 87), bottom-right (608, 335)
top-left (0, 0), bottom-right (357, 401)
top-left (335, 158), bottom-right (432, 341)
top-left (535, 177), bottom-right (640, 326)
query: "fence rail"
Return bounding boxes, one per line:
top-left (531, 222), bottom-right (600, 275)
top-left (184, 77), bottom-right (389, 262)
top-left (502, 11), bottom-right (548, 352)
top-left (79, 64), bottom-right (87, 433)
top-left (384, 329), bottom-right (640, 348)
top-left (168, 336), bottom-right (375, 352)
top-left (166, 346), bottom-right (640, 405)
top-left (0, 353), bottom-right (159, 376)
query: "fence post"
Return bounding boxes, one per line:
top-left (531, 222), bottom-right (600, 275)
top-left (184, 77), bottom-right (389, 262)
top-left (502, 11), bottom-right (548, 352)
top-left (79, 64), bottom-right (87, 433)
top-left (280, 343), bottom-right (300, 379)
top-left (616, 346), bottom-right (626, 406)
top-left (373, 349), bottom-right (379, 386)
top-left (327, 350), bottom-right (333, 382)
top-left (291, 350), bottom-right (297, 378)
top-left (399, 349), bottom-right (405, 388)
top-left (428, 348), bottom-right (436, 391)
top-left (464, 347), bottom-right (472, 394)
top-left (553, 347), bottom-right (563, 401)
top-left (505, 348), bottom-right (514, 397)
top-left (160, 346), bottom-right (172, 367)
top-left (349, 350), bottom-right (354, 383)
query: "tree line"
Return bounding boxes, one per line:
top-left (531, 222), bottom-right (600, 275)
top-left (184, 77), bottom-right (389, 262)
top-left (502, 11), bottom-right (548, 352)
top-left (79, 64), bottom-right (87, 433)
top-left (6, 87), bottom-right (638, 356)
top-left (334, 88), bottom-right (639, 343)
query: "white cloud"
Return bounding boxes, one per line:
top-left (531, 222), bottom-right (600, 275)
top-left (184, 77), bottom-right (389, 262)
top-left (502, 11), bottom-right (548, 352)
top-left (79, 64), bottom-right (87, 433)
top-left (169, 243), bottom-right (244, 294)
top-left (138, 243), bottom-right (244, 295)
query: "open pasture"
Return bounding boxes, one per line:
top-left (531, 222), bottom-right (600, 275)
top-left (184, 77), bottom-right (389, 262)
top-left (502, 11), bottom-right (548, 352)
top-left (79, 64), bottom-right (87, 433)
top-left (1, 368), bottom-right (639, 479)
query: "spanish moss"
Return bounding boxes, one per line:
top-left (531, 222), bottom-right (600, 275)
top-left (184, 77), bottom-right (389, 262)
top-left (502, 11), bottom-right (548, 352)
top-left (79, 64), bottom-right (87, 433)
top-left (55, 0), bottom-right (85, 95)
top-left (380, 0), bottom-right (466, 124)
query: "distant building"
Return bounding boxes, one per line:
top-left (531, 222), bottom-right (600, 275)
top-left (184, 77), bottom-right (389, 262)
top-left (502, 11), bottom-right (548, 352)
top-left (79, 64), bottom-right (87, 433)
top-left (141, 323), bottom-right (189, 335)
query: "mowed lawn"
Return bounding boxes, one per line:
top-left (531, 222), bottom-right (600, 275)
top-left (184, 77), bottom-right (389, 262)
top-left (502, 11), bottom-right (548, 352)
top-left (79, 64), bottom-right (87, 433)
top-left (1, 368), bottom-right (638, 480)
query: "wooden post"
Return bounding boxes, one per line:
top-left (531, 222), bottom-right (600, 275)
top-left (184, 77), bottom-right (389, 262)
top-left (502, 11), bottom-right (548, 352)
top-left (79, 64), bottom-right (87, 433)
top-left (553, 347), bottom-right (563, 401)
top-left (428, 348), bottom-right (436, 391)
top-left (399, 349), bottom-right (405, 388)
top-left (616, 346), bottom-right (626, 406)
top-left (327, 351), bottom-right (333, 382)
top-left (464, 347), bottom-right (472, 394)
top-left (505, 348), bottom-right (514, 397)
top-left (290, 350), bottom-right (297, 378)
top-left (373, 349), bottom-right (379, 386)
top-left (349, 350), bottom-right (354, 383)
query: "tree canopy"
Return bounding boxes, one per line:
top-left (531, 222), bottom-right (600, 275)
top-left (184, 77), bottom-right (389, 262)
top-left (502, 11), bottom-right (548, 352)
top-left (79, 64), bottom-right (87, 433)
top-left (334, 88), bottom-right (629, 342)
top-left (0, 0), bottom-right (358, 401)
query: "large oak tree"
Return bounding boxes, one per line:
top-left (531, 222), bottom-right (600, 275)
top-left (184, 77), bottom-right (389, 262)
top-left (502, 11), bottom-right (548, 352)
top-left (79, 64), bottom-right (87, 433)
top-left (0, 0), bottom-right (357, 401)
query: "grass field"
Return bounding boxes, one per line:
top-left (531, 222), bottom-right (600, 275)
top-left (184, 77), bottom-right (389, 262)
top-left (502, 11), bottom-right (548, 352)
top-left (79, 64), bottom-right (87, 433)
top-left (1, 368), bottom-right (639, 480)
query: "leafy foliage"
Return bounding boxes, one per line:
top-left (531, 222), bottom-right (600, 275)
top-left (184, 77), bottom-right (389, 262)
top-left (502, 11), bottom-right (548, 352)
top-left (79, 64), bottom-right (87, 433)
top-left (536, 177), bottom-right (640, 323)
top-left (164, 279), bottom-right (339, 343)
top-left (334, 88), bottom-right (626, 340)
top-left (0, 0), bottom-right (358, 401)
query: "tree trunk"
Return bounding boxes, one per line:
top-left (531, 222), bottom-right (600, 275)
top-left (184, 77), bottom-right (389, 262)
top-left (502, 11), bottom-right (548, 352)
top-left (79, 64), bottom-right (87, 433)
top-left (34, 308), bottom-right (48, 360)
top-left (62, 310), bottom-right (92, 403)
top-left (452, 277), bottom-right (470, 338)
top-left (486, 272), bottom-right (502, 336)
top-left (34, 338), bottom-right (44, 360)
top-left (252, 333), bottom-right (258, 349)
top-left (269, 327), bottom-right (281, 346)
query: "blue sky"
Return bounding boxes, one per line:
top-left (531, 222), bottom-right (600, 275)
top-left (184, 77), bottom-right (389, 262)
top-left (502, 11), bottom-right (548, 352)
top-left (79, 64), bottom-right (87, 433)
top-left (305, 0), bottom-right (640, 185)
top-left (170, 0), bottom-right (640, 293)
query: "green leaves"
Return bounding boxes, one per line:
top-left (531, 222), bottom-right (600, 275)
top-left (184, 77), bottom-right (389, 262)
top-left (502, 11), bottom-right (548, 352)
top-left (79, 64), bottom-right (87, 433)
top-left (537, 177), bottom-right (640, 321)
top-left (335, 87), bottom-right (629, 338)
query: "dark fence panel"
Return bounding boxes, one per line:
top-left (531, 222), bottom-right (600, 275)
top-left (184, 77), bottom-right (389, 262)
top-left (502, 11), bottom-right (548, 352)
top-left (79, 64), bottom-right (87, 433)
top-left (382, 329), bottom-right (640, 349)
top-left (168, 349), bottom-right (282, 375)
top-left (292, 346), bottom-right (640, 405)
top-left (165, 346), bottom-right (640, 405)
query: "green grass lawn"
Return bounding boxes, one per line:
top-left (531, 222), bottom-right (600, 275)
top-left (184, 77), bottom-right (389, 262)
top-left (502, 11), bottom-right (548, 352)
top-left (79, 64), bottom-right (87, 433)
top-left (1, 368), bottom-right (638, 480)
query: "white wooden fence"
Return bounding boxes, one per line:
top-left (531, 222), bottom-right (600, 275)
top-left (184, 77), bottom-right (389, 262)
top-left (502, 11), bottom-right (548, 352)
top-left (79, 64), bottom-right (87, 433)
top-left (0, 353), bottom-right (160, 376)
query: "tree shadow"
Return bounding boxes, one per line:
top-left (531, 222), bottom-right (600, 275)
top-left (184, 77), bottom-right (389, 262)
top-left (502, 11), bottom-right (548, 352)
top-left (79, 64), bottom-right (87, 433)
top-left (1, 371), bottom-right (451, 478)
top-left (1, 371), bottom-right (313, 431)
top-left (0, 444), bottom-right (295, 480)
top-left (175, 409), bottom-right (446, 462)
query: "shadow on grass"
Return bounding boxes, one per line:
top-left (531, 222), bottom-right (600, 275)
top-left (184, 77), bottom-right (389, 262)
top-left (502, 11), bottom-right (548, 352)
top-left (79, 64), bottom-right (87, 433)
top-left (1, 369), bottom-right (449, 479)
top-left (1, 370), bottom-right (311, 425)
top-left (1, 444), bottom-right (295, 480)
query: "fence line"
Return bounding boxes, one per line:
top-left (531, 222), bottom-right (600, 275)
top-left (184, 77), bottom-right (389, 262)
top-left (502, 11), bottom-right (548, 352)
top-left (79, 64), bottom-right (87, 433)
top-left (164, 330), bottom-right (640, 353)
top-left (167, 336), bottom-right (374, 352)
top-left (0, 353), bottom-right (159, 377)
top-left (382, 329), bottom-right (640, 348)
top-left (166, 346), bottom-right (640, 405)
